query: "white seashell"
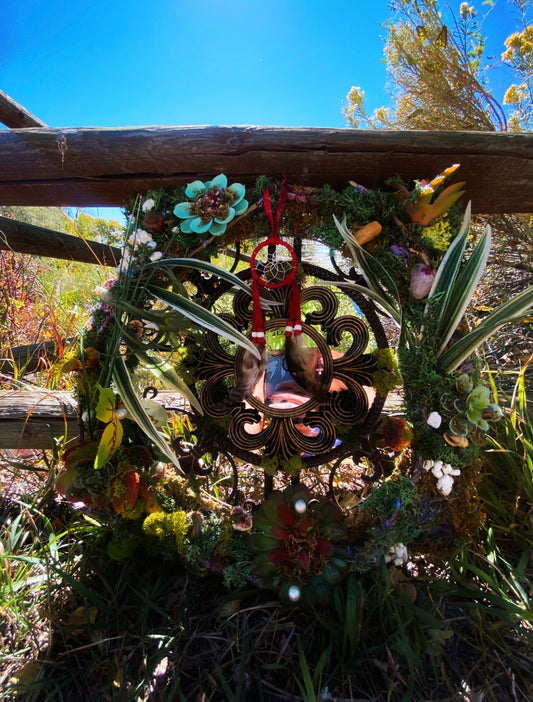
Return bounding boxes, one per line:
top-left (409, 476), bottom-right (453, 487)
top-left (437, 474), bottom-right (454, 496)
top-left (427, 411), bottom-right (442, 429)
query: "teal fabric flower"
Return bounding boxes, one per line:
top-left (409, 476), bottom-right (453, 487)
top-left (173, 174), bottom-right (248, 236)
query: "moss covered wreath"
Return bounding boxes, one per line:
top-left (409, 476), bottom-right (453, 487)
top-left (55, 167), bottom-right (533, 605)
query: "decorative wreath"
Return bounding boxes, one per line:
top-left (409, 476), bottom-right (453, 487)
top-left (55, 167), bottom-right (533, 605)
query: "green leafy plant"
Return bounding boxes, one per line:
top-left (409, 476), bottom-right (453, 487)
top-left (334, 206), bottom-right (533, 373)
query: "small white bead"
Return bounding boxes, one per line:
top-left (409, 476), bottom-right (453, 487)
top-left (431, 462), bottom-right (444, 478)
top-left (294, 499), bottom-right (307, 514)
top-left (288, 585), bottom-right (301, 602)
top-left (437, 474), bottom-right (454, 496)
top-left (427, 411), bottom-right (442, 429)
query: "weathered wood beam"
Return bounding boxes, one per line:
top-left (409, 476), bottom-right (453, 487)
top-left (0, 390), bottom-right (187, 449)
top-left (0, 126), bottom-right (532, 213)
top-left (0, 389), bottom-right (401, 450)
top-left (0, 390), bottom-right (79, 449)
top-left (0, 89), bottom-right (48, 129)
top-left (0, 216), bottom-right (121, 265)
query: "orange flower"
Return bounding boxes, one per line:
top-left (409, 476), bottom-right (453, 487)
top-left (396, 165), bottom-right (464, 226)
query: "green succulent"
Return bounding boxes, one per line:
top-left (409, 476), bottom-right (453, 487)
top-left (443, 373), bottom-right (502, 442)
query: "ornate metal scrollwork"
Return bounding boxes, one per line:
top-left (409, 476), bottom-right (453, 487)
top-left (188, 262), bottom-right (389, 470)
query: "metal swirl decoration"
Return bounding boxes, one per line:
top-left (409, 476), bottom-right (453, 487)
top-left (190, 262), bottom-right (389, 469)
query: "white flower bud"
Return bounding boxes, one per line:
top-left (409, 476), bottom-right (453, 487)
top-left (142, 198), bottom-right (156, 212)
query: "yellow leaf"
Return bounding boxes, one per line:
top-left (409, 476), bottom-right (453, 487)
top-left (95, 419), bottom-right (124, 469)
top-left (66, 605), bottom-right (98, 636)
top-left (95, 384), bottom-right (118, 423)
top-left (8, 661), bottom-right (42, 693)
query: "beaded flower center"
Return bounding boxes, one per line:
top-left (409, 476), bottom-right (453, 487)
top-left (191, 187), bottom-right (237, 224)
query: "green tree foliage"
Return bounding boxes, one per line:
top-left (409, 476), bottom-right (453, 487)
top-left (6, 206), bottom-right (123, 246)
top-left (0, 207), bottom-right (122, 374)
top-left (344, 0), bottom-right (531, 132)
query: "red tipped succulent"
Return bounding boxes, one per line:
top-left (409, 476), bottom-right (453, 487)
top-left (250, 485), bottom-right (349, 605)
top-left (110, 470), bottom-right (140, 515)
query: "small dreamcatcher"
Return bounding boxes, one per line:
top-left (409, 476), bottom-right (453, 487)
top-left (250, 181), bottom-right (301, 349)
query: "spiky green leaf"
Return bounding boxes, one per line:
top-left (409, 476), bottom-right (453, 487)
top-left (122, 330), bottom-right (203, 414)
top-left (146, 284), bottom-right (260, 358)
top-left (144, 257), bottom-right (252, 295)
top-left (436, 224), bottom-right (492, 355)
top-left (112, 355), bottom-right (182, 471)
top-left (330, 280), bottom-right (403, 325)
top-left (333, 215), bottom-right (401, 314)
top-left (427, 203), bottom-right (471, 303)
top-left (438, 285), bottom-right (533, 374)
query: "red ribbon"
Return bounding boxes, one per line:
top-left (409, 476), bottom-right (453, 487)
top-left (262, 181), bottom-right (288, 241)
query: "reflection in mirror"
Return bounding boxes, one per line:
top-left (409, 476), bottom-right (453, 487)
top-left (265, 344), bottom-right (322, 410)
top-left (259, 329), bottom-right (345, 409)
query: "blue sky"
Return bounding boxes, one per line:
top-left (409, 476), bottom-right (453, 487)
top-left (1, 0), bottom-right (390, 129)
top-left (0, 0), bottom-right (521, 219)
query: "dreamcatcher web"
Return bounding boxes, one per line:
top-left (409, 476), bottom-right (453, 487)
top-left (256, 241), bottom-right (296, 286)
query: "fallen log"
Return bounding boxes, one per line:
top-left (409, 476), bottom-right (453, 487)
top-left (0, 340), bottom-right (72, 375)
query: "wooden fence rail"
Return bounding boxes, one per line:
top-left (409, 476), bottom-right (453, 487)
top-left (0, 390), bottom-right (188, 450)
top-left (1, 126), bottom-right (532, 212)
top-left (0, 89), bottom-right (48, 129)
top-left (0, 215), bottom-right (121, 264)
top-left (0, 388), bottom-right (402, 451)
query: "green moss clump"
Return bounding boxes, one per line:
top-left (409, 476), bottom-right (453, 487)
top-left (143, 510), bottom-right (189, 555)
top-left (360, 475), bottom-right (420, 545)
top-left (260, 456), bottom-right (280, 476)
top-left (372, 348), bottom-right (402, 394)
